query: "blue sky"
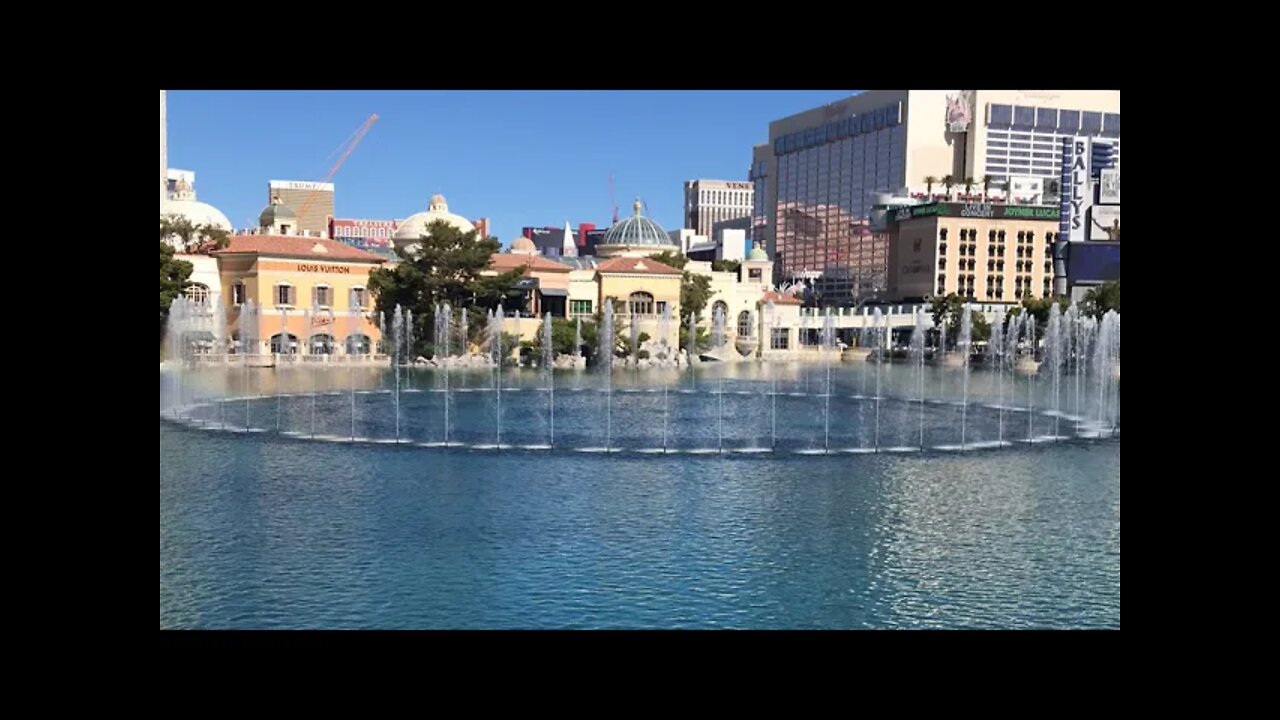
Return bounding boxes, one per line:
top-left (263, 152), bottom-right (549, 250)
top-left (166, 90), bottom-right (858, 243)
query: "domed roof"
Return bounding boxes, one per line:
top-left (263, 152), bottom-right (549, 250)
top-left (161, 179), bottom-right (232, 232)
top-left (747, 240), bottom-right (769, 261)
top-left (601, 198), bottom-right (673, 248)
top-left (394, 193), bottom-right (476, 242)
top-left (258, 195), bottom-right (296, 227)
top-left (510, 236), bottom-right (538, 254)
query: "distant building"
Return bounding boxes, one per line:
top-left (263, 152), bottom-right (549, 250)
top-left (519, 223), bottom-right (599, 257)
top-left (684, 179), bottom-right (754, 239)
top-left (331, 218), bottom-right (399, 260)
top-left (268, 180), bottom-right (335, 236)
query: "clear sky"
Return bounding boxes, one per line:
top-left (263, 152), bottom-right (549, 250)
top-left (165, 90), bottom-right (859, 243)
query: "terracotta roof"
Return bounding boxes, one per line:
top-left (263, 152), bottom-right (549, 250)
top-left (212, 234), bottom-right (387, 263)
top-left (595, 256), bottom-right (682, 275)
top-left (760, 290), bottom-right (802, 306)
top-left (489, 253), bottom-right (572, 274)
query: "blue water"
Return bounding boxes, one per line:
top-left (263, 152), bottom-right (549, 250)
top-left (160, 376), bottom-right (1120, 628)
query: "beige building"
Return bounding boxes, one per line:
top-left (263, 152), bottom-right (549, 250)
top-left (886, 203), bottom-right (1059, 303)
top-left (684, 179), bottom-right (754, 239)
top-left (268, 180), bottom-right (335, 236)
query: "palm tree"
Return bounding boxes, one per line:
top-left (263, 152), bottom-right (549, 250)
top-left (962, 176), bottom-right (975, 198)
top-left (981, 174), bottom-right (993, 199)
top-left (942, 175), bottom-right (956, 199)
top-left (924, 176), bottom-right (937, 196)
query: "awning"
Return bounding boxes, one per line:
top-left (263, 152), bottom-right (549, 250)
top-left (538, 288), bottom-right (568, 297)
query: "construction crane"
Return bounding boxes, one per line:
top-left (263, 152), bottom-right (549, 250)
top-left (296, 114), bottom-right (379, 229)
top-left (609, 172), bottom-right (618, 224)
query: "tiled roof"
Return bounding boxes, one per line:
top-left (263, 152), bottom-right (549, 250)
top-left (760, 290), bottom-right (803, 306)
top-left (489, 253), bottom-right (572, 273)
top-left (212, 234), bottom-right (387, 263)
top-left (595, 256), bottom-right (682, 275)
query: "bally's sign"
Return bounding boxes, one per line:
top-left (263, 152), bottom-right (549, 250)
top-left (1062, 137), bottom-right (1093, 243)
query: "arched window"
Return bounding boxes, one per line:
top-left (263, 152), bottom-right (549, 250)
top-left (628, 291), bottom-right (654, 316)
top-left (271, 333), bottom-right (299, 354)
top-left (346, 333), bottom-right (371, 355)
top-left (309, 333), bottom-right (335, 354)
top-left (738, 310), bottom-right (753, 337)
top-left (712, 301), bottom-right (729, 322)
top-left (182, 283), bottom-right (210, 304)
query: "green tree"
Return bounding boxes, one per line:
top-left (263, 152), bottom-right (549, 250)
top-left (942, 175), bottom-right (956, 198)
top-left (929, 292), bottom-right (990, 346)
top-left (981, 174), bottom-right (993, 198)
top-left (648, 250), bottom-right (713, 321)
top-left (711, 259), bottom-right (741, 274)
top-left (924, 176), bottom-right (937, 196)
top-left (962, 176), bottom-right (975, 196)
top-left (160, 242), bottom-right (194, 338)
top-left (367, 220), bottom-right (524, 357)
top-left (160, 214), bottom-right (230, 254)
top-left (1081, 281), bottom-right (1120, 319)
top-left (1018, 295), bottom-right (1072, 326)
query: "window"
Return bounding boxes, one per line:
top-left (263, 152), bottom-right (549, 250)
top-left (232, 282), bottom-right (246, 305)
top-left (309, 334), bottom-right (335, 354)
top-left (313, 285), bottom-right (332, 308)
top-left (656, 301), bottom-right (668, 316)
top-left (988, 230), bottom-right (997, 242)
top-left (738, 311), bottom-right (753, 337)
top-left (771, 327), bottom-right (789, 349)
top-left (276, 284), bottom-right (295, 306)
top-left (182, 283), bottom-right (210, 303)
top-left (570, 299), bottom-right (592, 316)
top-left (271, 333), bottom-right (298, 354)
top-left (939, 258), bottom-right (947, 270)
top-left (628, 292), bottom-right (654, 316)
top-left (350, 287), bottom-right (368, 310)
top-left (939, 229), bottom-right (948, 242)
top-left (749, 268), bottom-right (762, 280)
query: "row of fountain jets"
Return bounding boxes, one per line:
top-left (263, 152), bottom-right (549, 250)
top-left (165, 295), bottom-right (1118, 452)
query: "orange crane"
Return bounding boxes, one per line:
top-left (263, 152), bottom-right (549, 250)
top-left (609, 172), bottom-right (618, 224)
top-left (296, 114), bottom-right (379, 229)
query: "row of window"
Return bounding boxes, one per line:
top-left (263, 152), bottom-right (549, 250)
top-left (773, 103), bottom-right (902, 155)
top-left (209, 283), bottom-right (371, 309)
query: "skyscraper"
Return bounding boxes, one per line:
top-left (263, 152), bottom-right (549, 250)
top-left (267, 180), bottom-right (335, 236)
top-left (683, 179), bottom-right (754, 239)
top-left (754, 90), bottom-right (1120, 303)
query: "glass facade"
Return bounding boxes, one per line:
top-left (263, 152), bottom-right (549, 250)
top-left (771, 103), bottom-right (903, 302)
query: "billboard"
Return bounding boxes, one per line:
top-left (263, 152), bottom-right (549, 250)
top-left (945, 92), bottom-right (972, 133)
top-left (1067, 243), bottom-right (1120, 283)
top-left (1099, 169), bottom-right (1120, 204)
top-left (1090, 206), bottom-right (1121, 242)
top-left (1009, 176), bottom-right (1043, 204)
top-left (1042, 177), bottom-right (1061, 206)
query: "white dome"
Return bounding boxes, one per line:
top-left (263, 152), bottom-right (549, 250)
top-left (161, 197), bottom-right (233, 233)
top-left (393, 194), bottom-right (476, 242)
